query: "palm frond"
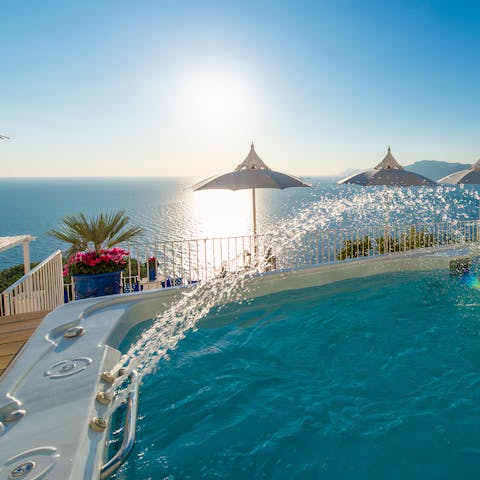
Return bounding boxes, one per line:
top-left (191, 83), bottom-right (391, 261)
top-left (105, 226), bottom-right (144, 248)
top-left (48, 211), bottom-right (143, 256)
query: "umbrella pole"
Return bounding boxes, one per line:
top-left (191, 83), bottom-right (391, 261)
top-left (384, 189), bottom-right (392, 254)
top-left (252, 188), bottom-right (257, 236)
top-left (384, 209), bottom-right (389, 254)
top-left (252, 188), bottom-right (258, 256)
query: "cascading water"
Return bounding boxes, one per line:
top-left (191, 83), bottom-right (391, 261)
top-left (110, 184), bottom-right (480, 407)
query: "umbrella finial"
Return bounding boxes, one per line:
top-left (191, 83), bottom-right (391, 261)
top-left (374, 146), bottom-right (403, 170)
top-left (236, 143), bottom-right (271, 171)
top-left (251, 141), bottom-right (254, 149)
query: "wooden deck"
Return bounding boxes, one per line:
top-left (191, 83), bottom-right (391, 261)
top-left (0, 311), bottom-right (49, 377)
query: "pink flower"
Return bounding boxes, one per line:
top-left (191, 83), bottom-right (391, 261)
top-left (66, 247), bottom-right (130, 276)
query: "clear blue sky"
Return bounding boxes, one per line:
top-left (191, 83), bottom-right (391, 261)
top-left (1, 0), bottom-right (480, 177)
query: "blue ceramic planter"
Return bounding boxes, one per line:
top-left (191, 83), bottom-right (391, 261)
top-left (73, 271), bottom-right (122, 300)
top-left (148, 268), bottom-right (157, 281)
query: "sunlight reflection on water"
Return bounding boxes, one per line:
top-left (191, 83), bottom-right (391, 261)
top-left (189, 189), bottom-right (251, 238)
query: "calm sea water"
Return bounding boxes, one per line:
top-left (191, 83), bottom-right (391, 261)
top-left (0, 177), bottom-right (479, 270)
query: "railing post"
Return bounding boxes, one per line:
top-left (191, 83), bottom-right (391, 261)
top-left (333, 233), bottom-right (337, 261)
top-left (22, 239), bottom-right (31, 274)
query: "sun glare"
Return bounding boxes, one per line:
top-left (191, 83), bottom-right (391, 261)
top-left (180, 66), bottom-right (250, 127)
top-left (190, 189), bottom-right (251, 238)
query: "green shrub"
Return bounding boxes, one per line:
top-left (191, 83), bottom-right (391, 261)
top-left (337, 227), bottom-right (436, 260)
top-left (121, 257), bottom-right (147, 279)
top-left (337, 236), bottom-right (373, 260)
top-left (400, 227), bottom-right (435, 250)
top-left (0, 263), bottom-right (38, 292)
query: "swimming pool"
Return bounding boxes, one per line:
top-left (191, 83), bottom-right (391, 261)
top-left (1, 247), bottom-right (479, 479)
top-left (114, 267), bottom-right (480, 479)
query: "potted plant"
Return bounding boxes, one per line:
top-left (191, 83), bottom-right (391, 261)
top-left (64, 248), bottom-right (129, 299)
top-left (147, 256), bottom-right (157, 281)
top-left (48, 211), bottom-right (142, 300)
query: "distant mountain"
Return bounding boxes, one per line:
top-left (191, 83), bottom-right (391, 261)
top-left (404, 160), bottom-right (471, 181)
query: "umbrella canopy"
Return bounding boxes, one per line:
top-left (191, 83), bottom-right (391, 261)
top-left (439, 159), bottom-right (480, 220)
top-left (338, 147), bottom-right (438, 187)
top-left (338, 147), bottom-right (438, 247)
top-left (192, 143), bottom-right (311, 235)
top-left (438, 159), bottom-right (480, 185)
top-left (193, 143), bottom-right (309, 191)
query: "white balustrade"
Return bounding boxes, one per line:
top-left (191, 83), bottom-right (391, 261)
top-left (6, 220), bottom-right (480, 310)
top-left (1, 250), bottom-right (64, 316)
top-left (121, 220), bottom-right (480, 290)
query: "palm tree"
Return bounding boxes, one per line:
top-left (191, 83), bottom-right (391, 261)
top-left (48, 211), bottom-right (143, 258)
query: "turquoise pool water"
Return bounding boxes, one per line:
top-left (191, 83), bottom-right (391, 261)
top-left (116, 268), bottom-right (480, 479)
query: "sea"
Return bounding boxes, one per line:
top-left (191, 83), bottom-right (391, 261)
top-left (1, 177), bottom-right (479, 270)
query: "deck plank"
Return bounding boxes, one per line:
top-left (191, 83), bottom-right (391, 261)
top-left (0, 355), bottom-right (14, 370)
top-left (0, 328), bottom-right (39, 344)
top-left (0, 340), bottom-right (25, 356)
top-left (0, 310), bottom-right (49, 378)
top-left (0, 319), bottom-right (43, 336)
top-left (0, 311), bottom-right (50, 326)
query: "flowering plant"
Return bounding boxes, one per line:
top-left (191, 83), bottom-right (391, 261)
top-left (148, 256), bottom-right (156, 267)
top-left (64, 247), bottom-right (130, 276)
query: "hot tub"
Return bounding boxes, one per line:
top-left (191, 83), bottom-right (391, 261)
top-left (0, 245), bottom-right (478, 479)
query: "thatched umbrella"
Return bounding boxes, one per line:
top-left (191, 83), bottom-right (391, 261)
top-left (338, 147), bottom-right (438, 252)
top-left (439, 159), bottom-right (480, 221)
top-left (438, 159), bottom-right (480, 185)
top-left (191, 143), bottom-right (311, 236)
top-left (339, 147), bottom-right (438, 187)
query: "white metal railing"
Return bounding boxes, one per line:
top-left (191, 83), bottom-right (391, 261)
top-left (1, 250), bottom-right (64, 316)
top-left (121, 234), bottom-right (261, 293)
top-left (119, 220), bottom-right (480, 292)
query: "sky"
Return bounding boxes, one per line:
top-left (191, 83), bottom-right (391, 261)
top-left (1, 0), bottom-right (480, 177)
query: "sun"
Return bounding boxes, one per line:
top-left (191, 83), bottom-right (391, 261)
top-left (180, 66), bottom-right (250, 127)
